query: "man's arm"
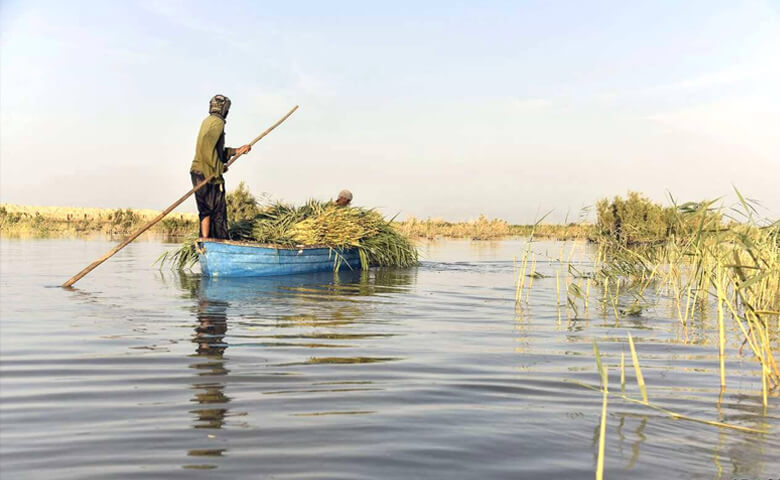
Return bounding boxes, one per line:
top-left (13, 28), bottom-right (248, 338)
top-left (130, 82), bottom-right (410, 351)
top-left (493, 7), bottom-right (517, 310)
top-left (221, 144), bottom-right (251, 174)
top-left (229, 144), bottom-right (252, 158)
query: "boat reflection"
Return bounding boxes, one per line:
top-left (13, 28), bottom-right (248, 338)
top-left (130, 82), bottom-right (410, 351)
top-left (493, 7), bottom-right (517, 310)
top-left (173, 268), bottom-right (417, 468)
top-left (194, 268), bottom-right (416, 302)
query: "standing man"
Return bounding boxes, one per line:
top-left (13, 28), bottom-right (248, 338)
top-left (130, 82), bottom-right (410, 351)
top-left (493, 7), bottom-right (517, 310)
top-left (190, 95), bottom-right (251, 239)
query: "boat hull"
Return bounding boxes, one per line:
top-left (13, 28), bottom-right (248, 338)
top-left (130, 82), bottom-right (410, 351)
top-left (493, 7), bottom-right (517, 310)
top-left (197, 240), bottom-right (362, 277)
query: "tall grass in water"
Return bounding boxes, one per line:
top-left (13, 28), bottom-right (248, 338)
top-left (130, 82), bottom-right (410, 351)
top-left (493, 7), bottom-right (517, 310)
top-left (592, 342), bottom-right (608, 480)
top-left (514, 213), bottom-right (553, 306)
top-left (584, 336), bottom-right (764, 439)
top-left (594, 191), bottom-right (779, 405)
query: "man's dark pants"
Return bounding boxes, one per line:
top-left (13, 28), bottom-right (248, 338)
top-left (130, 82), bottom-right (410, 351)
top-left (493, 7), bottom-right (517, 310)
top-left (190, 172), bottom-right (228, 239)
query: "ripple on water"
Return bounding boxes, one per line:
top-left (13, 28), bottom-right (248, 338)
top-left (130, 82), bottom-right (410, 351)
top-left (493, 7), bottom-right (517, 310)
top-left (0, 238), bottom-right (778, 479)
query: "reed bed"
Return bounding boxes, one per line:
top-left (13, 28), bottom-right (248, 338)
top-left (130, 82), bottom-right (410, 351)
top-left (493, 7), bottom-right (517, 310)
top-left (0, 203), bottom-right (197, 236)
top-left (396, 215), bottom-right (592, 240)
top-left (396, 215), bottom-right (511, 240)
top-left (587, 191), bottom-right (779, 405)
top-left (511, 223), bottom-right (593, 240)
top-left (511, 193), bottom-right (777, 477)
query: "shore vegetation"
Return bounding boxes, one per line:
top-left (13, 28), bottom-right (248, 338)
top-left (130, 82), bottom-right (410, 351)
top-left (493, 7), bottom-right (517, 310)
top-left (0, 204), bottom-right (197, 237)
top-left (2, 182), bottom-right (592, 241)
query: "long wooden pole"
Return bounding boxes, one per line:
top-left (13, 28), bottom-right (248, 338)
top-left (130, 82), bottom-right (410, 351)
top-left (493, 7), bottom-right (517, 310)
top-left (61, 105), bottom-right (299, 288)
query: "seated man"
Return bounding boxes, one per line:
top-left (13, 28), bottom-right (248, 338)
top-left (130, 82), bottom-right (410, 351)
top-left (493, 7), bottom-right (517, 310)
top-left (334, 189), bottom-right (353, 207)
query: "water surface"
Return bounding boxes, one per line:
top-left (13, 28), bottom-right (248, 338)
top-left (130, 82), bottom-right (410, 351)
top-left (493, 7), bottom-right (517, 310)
top-left (1, 238), bottom-right (777, 479)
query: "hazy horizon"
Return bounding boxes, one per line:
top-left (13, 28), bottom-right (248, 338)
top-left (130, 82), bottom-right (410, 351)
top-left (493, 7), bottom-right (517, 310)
top-left (2, 1), bottom-right (779, 223)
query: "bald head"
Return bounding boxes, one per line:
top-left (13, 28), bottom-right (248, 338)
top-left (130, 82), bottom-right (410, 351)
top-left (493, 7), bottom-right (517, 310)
top-left (335, 189), bottom-right (353, 207)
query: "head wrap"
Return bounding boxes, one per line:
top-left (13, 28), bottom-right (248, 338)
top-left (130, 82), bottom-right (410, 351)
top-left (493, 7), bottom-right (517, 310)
top-left (209, 94), bottom-right (231, 119)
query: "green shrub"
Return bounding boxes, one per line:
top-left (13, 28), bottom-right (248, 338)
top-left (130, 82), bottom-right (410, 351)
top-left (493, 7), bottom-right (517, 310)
top-left (595, 192), bottom-right (721, 245)
top-left (226, 182), bottom-right (260, 224)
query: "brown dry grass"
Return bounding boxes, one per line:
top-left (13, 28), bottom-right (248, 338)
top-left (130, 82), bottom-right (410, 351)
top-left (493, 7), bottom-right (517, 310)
top-left (395, 215), bottom-right (592, 240)
top-left (0, 204), bottom-right (198, 237)
top-left (1, 204), bottom-right (593, 241)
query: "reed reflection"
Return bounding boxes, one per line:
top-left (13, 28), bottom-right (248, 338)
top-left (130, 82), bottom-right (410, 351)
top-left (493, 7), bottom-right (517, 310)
top-left (615, 414), bottom-right (647, 470)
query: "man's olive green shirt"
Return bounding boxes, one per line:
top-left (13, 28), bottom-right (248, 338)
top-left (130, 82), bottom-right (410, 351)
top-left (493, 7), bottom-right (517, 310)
top-left (190, 114), bottom-right (235, 184)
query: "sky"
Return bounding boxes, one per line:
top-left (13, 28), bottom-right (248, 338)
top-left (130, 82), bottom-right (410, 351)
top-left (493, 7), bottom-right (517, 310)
top-left (1, 0), bottom-right (779, 223)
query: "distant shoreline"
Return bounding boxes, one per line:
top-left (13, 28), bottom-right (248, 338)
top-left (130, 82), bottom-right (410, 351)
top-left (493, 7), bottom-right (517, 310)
top-left (0, 204), bottom-right (198, 238)
top-left (0, 204), bottom-right (592, 240)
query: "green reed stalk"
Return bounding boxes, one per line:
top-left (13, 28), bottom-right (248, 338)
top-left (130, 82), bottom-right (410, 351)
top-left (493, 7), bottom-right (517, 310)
top-left (525, 254), bottom-right (537, 303)
top-left (597, 376), bottom-right (608, 480)
top-left (620, 351), bottom-right (626, 394)
top-left (627, 332), bottom-right (648, 404)
top-left (593, 342), bottom-right (608, 480)
top-left (515, 251), bottom-right (528, 305)
top-left (584, 277), bottom-right (591, 310)
top-left (611, 282), bottom-right (620, 323)
top-left (572, 380), bottom-right (766, 434)
top-left (762, 323), bottom-right (770, 408)
top-left (715, 268), bottom-right (727, 391)
top-left (717, 300), bottom-right (726, 391)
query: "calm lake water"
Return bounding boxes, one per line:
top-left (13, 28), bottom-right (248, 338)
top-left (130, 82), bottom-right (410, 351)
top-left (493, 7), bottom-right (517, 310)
top-left (1, 237), bottom-right (778, 479)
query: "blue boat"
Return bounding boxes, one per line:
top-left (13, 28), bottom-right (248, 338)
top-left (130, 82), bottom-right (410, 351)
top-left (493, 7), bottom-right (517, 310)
top-left (197, 239), bottom-right (363, 277)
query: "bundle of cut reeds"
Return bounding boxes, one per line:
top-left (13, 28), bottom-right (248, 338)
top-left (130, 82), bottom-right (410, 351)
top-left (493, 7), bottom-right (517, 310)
top-left (158, 193), bottom-right (418, 270)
